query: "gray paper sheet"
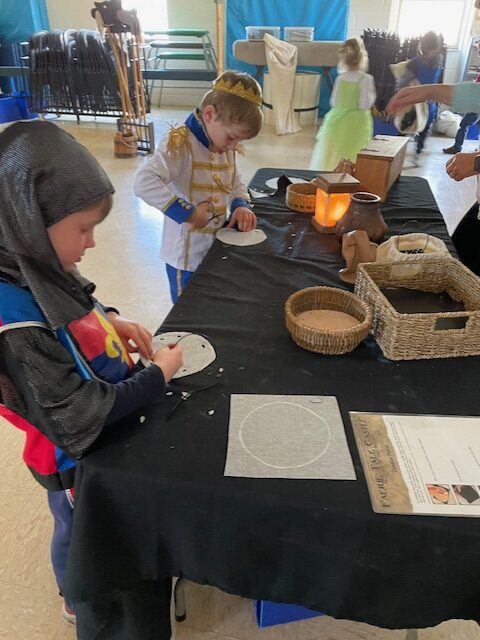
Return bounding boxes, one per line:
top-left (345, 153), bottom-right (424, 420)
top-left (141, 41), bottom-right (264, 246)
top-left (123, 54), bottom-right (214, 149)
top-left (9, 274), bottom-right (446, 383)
top-left (224, 394), bottom-right (356, 480)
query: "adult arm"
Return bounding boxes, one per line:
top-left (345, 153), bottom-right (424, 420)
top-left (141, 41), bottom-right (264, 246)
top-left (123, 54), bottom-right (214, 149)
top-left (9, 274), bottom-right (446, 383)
top-left (387, 84), bottom-right (454, 115)
top-left (451, 82), bottom-right (480, 114)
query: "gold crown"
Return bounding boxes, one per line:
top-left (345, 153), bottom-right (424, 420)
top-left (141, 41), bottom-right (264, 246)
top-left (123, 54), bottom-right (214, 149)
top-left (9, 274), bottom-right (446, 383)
top-left (212, 77), bottom-right (262, 106)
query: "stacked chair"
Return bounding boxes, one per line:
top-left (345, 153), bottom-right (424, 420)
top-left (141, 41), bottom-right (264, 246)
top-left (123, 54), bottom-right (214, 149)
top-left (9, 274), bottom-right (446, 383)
top-left (28, 29), bottom-right (125, 119)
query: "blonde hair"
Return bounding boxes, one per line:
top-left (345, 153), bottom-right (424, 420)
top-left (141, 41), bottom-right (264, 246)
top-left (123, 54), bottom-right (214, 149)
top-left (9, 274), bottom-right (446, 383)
top-left (338, 38), bottom-right (368, 73)
top-left (200, 71), bottom-right (263, 138)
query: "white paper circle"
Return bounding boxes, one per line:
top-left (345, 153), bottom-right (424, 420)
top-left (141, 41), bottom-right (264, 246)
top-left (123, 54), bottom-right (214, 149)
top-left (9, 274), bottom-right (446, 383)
top-left (216, 228), bottom-right (266, 246)
top-left (141, 332), bottom-right (216, 378)
top-left (239, 401), bottom-right (331, 469)
top-left (265, 176), bottom-right (308, 189)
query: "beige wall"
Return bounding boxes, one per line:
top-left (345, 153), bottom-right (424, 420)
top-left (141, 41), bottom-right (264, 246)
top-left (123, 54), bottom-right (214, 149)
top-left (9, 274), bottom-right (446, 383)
top-left (45, 0), bottom-right (216, 34)
top-left (348, 0), bottom-right (392, 38)
top-left (45, 0), bottom-right (93, 30)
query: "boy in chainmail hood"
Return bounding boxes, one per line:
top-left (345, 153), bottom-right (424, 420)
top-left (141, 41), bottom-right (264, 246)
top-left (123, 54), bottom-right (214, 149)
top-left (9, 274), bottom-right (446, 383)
top-left (0, 120), bottom-right (182, 630)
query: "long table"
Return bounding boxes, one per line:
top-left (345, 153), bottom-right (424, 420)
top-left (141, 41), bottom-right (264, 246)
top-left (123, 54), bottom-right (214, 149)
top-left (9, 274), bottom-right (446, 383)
top-left (65, 173), bottom-right (480, 633)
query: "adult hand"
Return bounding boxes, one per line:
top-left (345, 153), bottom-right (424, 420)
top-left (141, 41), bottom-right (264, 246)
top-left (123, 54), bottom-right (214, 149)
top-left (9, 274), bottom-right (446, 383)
top-left (227, 207), bottom-right (257, 231)
top-left (187, 199), bottom-right (212, 228)
top-left (152, 344), bottom-right (183, 382)
top-left (446, 152), bottom-right (478, 181)
top-left (107, 313), bottom-right (153, 359)
top-left (386, 84), bottom-right (453, 116)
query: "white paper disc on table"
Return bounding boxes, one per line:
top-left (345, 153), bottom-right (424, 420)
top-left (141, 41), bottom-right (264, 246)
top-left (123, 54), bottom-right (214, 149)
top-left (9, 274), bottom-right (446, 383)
top-left (216, 228), bottom-right (266, 246)
top-left (141, 332), bottom-right (216, 378)
top-left (265, 176), bottom-right (308, 189)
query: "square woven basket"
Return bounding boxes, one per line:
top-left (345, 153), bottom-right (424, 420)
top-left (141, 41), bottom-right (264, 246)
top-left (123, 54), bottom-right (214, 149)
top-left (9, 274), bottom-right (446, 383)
top-left (354, 255), bottom-right (480, 360)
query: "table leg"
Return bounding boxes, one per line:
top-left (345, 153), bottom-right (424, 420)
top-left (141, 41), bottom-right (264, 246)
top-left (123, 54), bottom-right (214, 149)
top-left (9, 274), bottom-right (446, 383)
top-left (254, 64), bottom-right (264, 82)
top-left (321, 67), bottom-right (334, 91)
top-left (174, 577), bottom-right (187, 622)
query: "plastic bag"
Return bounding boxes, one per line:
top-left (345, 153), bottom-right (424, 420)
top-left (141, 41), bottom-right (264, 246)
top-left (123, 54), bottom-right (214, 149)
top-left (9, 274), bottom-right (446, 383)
top-left (433, 110), bottom-right (462, 137)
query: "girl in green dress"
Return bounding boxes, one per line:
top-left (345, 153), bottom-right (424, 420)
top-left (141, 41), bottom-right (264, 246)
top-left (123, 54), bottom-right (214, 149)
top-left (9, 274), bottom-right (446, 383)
top-left (309, 38), bottom-right (376, 171)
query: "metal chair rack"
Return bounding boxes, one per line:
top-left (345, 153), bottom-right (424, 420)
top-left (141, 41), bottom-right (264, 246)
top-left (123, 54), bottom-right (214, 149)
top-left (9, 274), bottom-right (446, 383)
top-left (27, 29), bottom-right (151, 121)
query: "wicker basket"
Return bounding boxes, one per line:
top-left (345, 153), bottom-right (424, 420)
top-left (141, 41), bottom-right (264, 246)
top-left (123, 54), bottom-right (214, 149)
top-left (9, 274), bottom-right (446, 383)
top-left (355, 255), bottom-right (480, 360)
top-left (285, 286), bottom-right (373, 355)
top-left (286, 182), bottom-right (316, 213)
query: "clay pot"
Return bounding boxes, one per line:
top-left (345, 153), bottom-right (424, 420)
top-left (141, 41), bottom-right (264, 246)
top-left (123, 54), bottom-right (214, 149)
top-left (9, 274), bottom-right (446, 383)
top-left (335, 192), bottom-right (388, 243)
top-left (339, 229), bottom-right (378, 284)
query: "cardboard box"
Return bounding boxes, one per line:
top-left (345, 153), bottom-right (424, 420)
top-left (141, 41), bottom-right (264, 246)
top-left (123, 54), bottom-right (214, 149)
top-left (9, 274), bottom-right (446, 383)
top-left (255, 600), bottom-right (323, 627)
top-left (355, 135), bottom-right (408, 202)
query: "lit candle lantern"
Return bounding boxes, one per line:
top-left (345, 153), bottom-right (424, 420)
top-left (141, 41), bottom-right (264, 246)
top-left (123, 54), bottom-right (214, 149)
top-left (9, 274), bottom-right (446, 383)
top-left (311, 173), bottom-right (361, 234)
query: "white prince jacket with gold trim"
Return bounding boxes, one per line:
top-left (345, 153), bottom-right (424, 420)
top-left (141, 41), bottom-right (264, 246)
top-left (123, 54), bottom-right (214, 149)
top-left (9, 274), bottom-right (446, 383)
top-left (134, 111), bottom-right (252, 272)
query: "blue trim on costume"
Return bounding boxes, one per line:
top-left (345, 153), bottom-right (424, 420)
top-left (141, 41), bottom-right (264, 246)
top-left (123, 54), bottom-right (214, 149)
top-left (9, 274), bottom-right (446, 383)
top-left (231, 198), bottom-right (252, 212)
top-left (185, 111), bottom-right (210, 149)
top-left (164, 197), bottom-right (194, 224)
top-left (55, 447), bottom-right (77, 472)
top-left (0, 281), bottom-right (45, 324)
top-left (166, 264), bottom-right (194, 303)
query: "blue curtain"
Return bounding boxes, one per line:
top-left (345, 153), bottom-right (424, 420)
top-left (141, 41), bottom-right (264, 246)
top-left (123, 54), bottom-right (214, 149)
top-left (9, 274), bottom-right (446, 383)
top-left (227, 0), bottom-right (348, 114)
top-left (0, 0), bottom-right (49, 43)
top-left (0, 0), bottom-right (49, 93)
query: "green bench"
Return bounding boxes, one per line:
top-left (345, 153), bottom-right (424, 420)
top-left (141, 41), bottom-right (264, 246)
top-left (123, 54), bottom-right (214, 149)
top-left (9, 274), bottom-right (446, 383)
top-left (144, 29), bottom-right (217, 106)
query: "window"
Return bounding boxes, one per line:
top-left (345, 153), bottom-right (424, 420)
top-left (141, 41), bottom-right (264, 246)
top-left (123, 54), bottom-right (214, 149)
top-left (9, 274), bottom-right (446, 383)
top-left (389, 0), bottom-right (473, 49)
top-left (123, 0), bottom-right (169, 31)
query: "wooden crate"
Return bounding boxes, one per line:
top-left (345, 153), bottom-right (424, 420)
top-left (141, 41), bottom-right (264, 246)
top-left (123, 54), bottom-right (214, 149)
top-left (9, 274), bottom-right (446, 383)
top-left (355, 135), bottom-right (408, 202)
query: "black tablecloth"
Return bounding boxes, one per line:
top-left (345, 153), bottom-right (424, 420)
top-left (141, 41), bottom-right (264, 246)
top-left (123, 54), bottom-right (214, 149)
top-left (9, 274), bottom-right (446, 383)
top-left (66, 174), bottom-right (480, 630)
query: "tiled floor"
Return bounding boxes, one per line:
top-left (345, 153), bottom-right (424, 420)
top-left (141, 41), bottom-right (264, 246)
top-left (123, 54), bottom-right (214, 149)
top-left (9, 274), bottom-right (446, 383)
top-left (1, 109), bottom-right (479, 640)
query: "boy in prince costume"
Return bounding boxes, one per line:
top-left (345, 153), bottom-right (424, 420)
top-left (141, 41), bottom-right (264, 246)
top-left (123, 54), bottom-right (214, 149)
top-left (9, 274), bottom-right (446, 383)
top-left (0, 121), bottom-right (182, 634)
top-left (134, 70), bottom-right (263, 302)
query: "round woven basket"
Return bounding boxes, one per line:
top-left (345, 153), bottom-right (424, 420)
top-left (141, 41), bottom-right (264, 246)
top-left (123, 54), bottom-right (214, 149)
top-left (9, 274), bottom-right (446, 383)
top-left (285, 286), bottom-right (373, 355)
top-left (286, 182), bottom-right (316, 213)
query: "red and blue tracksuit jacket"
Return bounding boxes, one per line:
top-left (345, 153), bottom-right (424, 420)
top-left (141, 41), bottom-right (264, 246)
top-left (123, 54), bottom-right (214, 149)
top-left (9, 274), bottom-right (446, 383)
top-left (0, 281), bottom-right (133, 490)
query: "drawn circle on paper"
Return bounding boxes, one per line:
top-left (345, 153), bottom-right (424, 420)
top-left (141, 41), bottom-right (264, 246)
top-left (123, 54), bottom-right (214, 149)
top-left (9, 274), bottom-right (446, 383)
top-left (216, 228), bottom-right (266, 246)
top-left (265, 176), bottom-right (308, 189)
top-left (239, 401), bottom-right (331, 469)
top-left (140, 332), bottom-right (216, 379)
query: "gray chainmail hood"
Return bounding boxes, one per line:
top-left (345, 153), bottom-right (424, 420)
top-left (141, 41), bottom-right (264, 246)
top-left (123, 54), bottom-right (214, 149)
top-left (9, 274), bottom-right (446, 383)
top-left (0, 120), bottom-right (114, 329)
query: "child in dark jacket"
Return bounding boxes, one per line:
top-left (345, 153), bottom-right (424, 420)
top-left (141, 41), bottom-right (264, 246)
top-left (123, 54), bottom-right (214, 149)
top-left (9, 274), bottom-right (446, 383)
top-left (0, 120), bottom-right (182, 625)
top-left (398, 31), bottom-right (443, 154)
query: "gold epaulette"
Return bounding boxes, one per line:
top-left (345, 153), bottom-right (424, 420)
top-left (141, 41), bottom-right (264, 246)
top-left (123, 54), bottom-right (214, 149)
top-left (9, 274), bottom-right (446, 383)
top-left (235, 143), bottom-right (246, 156)
top-left (166, 124), bottom-right (191, 157)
